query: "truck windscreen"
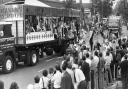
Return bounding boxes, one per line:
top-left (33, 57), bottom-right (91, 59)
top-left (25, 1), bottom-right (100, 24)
top-left (0, 24), bottom-right (13, 38)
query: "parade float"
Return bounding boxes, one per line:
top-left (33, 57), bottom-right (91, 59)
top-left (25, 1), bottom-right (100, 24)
top-left (0, 0), bottom-right (81, 73)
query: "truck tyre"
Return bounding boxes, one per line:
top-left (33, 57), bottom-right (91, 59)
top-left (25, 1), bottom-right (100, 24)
top-left (53, 46), bottom-right (61, 53)
top-left (3, 55), bottom-right (14, 73)
top-left (30, 50), bottom-right (39, 66)
top-left (45, 48), bottom-right (53, 56)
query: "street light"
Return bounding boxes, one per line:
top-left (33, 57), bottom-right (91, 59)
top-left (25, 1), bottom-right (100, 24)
top-left (101, 0), bottom-right (104, 18)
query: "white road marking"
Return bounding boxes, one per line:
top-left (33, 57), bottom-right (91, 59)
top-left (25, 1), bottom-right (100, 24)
top-left (38, 56), bottom-right (63, 72)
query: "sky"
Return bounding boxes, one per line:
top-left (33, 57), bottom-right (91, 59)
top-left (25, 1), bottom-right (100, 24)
top-left (59, 0), bottom-right (91, 3)
top-left (77, 0), bottom-right (91, 3)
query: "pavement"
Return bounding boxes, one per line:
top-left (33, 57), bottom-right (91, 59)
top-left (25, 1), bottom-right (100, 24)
top-left (105, 81), bottom-right (122, 89)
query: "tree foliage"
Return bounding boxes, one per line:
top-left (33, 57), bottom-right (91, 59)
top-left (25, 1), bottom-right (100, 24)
top-left (64, 0), bottom-right (74, 8)
top-left (92, 0), bottom-right (112, 17)
top-left (116, 0), bottom-right (128, 21)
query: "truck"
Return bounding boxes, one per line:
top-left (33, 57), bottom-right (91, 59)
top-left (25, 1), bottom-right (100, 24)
top-left (0, 0), bottom-right (81, 73)
top-left (108, 15), bottom-right (121, 38)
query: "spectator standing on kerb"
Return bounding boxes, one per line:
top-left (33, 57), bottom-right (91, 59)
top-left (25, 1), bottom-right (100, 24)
top-left (61, 61), bottom-right (74, 89)
top-left (33, 75), bottom-right (41, 89)
top-left (51, 64), bottom-right (62, 89)
top-left (72, 58), bottom-right (85, 89)
top-left (98, 53), bottom-right (105, 89)
top-left (104, 51), bottom-right (113, 84)
top-left (120, 55), bottom-right (128, 89)
top-left (39, 69), bottom-right (50, 89)
top-left (81, 56), bottom-right (90, 89)
top-left (91, 51), bottom-right (99, 89)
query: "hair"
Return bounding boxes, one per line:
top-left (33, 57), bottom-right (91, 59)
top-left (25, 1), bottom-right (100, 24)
top-left (106, 52), bottom-right (110, 56)
top-left (124, 55), bottom-right (127, 59)
top-left (94, 51), bottom-right (98, 56)
top-left (78, 60), bottom-right (83, 67)
top-left (42, 70), bottom-right (48, 77)
top-left (34, 75), bottom-right (40, 83)
top-left (49, 67), bottom-right (54, 74)
top-left (86, 48), bottom-right (89, 51)
top-left (9, 82), bottom-right (19, 89)
top-left (82, 56), bottom-right (86, 61)
top-left (99, 52), bottom-right (102, 57)
top-left (74, 57), bottom-right (78, 64)
top-left (86, 53), bottom-right (89, 58)
top-left (62, 61), bottom-right (68, 71)
top-left (55, 64), bottom-right (61, 71)
top-left (67, 62), bottom-right (72, 69)
top-left (122, 44), bottom-right (126, 49)
top-left (0, 80), bottom-right (4, 89)
top-left (83, 46), bottom-right (86, 50)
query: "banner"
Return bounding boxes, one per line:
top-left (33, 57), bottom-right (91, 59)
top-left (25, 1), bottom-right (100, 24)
top-left (0, 5), bottom-right (23, 20)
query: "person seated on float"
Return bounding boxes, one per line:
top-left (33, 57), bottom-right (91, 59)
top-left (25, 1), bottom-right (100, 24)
top-left (25, 22), bottom-right (35, 34)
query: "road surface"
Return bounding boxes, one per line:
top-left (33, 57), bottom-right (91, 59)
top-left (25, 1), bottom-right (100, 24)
top-left (0, 55), bottom-right (63, 89)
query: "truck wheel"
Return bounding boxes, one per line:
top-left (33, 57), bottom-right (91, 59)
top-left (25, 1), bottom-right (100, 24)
top-left (53, 46), bottom-right (61, 53)
top-left (3, 55), bottom-right (14, 73)
top-left (30, 50), bottom-right (38, 66)
top-left (45, 48), bottom-right (53, 56)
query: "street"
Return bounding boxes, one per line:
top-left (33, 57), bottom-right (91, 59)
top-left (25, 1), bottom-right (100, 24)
top-left (0, 55), bottom-right (63, 89)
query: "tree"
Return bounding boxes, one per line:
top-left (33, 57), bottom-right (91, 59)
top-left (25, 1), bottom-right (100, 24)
top-left (116, 0), bottom-right (128, 21)
top-left (92, 0), bottom-right (112, 17)
top-left (64, 0), bottom-right (74, 8)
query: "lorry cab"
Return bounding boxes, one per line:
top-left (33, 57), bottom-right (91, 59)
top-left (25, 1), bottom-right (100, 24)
top-left (0, 22), bottom-right (15, 73)
top-left (0, 0), bottom-right (81, 73)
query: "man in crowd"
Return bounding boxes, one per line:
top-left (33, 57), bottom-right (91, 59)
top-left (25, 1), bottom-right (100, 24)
top-left (61, 61), bottom-right (74, 89)
top-left (91, 51), bottom-right (99, 89)
top-left (120, 55), bottom-right (128, 89)
top-left (104, 51), bottom-right (113, 84)
top-left (51, 64), bottom-right (62, 89)
top-left (81, 56), bottom-right (90, 89)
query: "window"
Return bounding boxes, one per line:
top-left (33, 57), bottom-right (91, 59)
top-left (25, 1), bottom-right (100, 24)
top-left (0, 24), bottom-right (13, 38)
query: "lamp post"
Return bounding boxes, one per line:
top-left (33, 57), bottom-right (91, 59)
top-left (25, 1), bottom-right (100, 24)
top-left (101, 0), bottom-right (104, 18)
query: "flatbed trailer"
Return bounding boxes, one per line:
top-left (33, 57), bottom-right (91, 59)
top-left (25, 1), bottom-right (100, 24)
top-left (0, 0), bottom-right (80, 73)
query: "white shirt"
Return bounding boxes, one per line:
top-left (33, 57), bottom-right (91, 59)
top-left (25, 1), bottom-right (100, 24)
top-left (51, 71), bottom-right (62, 88)
top-left (33, 83), bottom-right (42, 89)
top-left (86, 58), bottom-right (92, 67)
top-left (74, 68), bottom-right (85, 83)
top-left (78, 51), bottom-right (83, 60)
top-left (104, 55), bottom-right (112, 66)
top-left (91, 56), bottom-right (99, 69)
top-left (39, 76), bottom-right (50, 89)
top-left (27, 84), bottom-right (34, 89)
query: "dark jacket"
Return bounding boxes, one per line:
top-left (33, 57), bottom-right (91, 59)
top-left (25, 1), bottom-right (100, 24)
top-left (120, 60), bottom-right (128, 78)
top-left (61, 71), bottom-right (74, 89)
top-left (81, 61), bottom-right (90, 82)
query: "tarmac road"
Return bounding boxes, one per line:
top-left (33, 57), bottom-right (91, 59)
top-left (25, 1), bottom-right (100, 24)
top-left (0, 55), bottom-right (63, 89)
